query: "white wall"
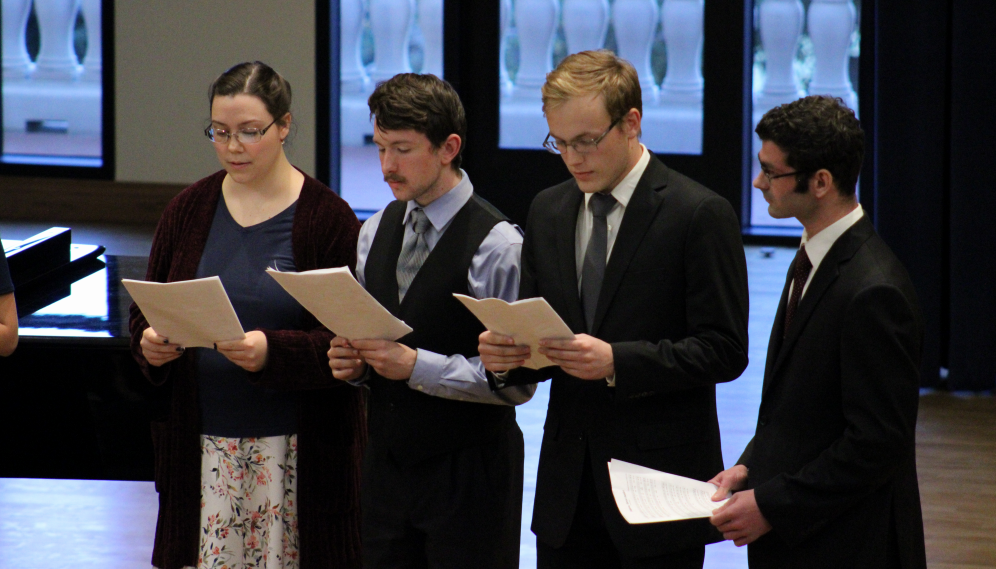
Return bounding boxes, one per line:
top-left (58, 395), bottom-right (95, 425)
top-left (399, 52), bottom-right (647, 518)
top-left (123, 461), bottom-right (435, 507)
top-left (115, 0), bottom-right (317, 185)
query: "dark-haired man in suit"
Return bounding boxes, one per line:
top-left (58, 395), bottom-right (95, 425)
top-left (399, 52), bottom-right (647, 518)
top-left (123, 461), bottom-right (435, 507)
top-left (708, 95), bottom-right (927, 569)
top-left (480, 50), bottom-right (749, 568)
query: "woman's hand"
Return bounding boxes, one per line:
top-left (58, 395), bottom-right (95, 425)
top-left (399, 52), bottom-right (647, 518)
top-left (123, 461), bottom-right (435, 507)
top-left (328, 336), bottom-right (367, 381)
top-left (140, 326), bottom-right (185, 367)
top-left (216, 331), bottom-right (268, 372)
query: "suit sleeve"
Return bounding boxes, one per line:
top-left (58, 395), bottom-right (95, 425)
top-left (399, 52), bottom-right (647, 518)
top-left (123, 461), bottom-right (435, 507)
top-left (612, 195), bottom-right (750, 397)
top-left (753, 284), bottom-right (921, 545)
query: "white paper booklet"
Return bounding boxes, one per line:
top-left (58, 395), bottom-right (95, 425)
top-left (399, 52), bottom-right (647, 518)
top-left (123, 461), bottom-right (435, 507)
top-left (608, 459), bottom-right (729, 524)
top-left (453, 294), bottom-right (575, 370)
top-left (122, 277), bottom-right (245, 348)
top-left (266, 267), bottom-right (412, 341)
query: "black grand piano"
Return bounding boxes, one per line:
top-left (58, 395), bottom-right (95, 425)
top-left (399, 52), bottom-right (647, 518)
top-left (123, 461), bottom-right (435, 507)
top-left (1, 229), bottom-right (158, 481)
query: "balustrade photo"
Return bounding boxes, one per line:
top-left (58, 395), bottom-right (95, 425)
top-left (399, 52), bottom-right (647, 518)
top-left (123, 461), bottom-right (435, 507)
top-left (499, 0), bottom-right (705, 155)
top-left (748, 0), bottom-right (861, 230)
top-left (338, 0), bottom-right (444, 214)
top-left (1, 0), bottom-right (104, 167)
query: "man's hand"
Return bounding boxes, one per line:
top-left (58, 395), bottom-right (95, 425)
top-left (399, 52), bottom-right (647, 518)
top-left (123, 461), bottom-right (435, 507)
top-left (216, 331), bottom-right (268, 373)
top-left (709, 488), bottom-right (773, 547)
top-left (478, 331), bottom-right (531, 372)
top-left (328, 336), bottom-right (367, 381)
top-left (708, 464), bottom-right (749, 501)
top-left (140, 327), bottom-right (185, 367)
top-left (350, 339), bottom-right (417, 380)
top-left (538, 334), bottom-right (614, 380)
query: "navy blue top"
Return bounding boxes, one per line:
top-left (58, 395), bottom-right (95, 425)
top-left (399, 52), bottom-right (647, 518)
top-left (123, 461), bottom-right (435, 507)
top-left (0, 231), bottom-right (13, 296)
top-left (194, 197), bottom-right (304, 437)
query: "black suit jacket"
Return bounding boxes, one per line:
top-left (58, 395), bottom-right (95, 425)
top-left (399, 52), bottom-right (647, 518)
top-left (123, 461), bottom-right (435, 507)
top-left (500, 154), bottom-right (749, 557)
top-left (740, 215), bottom-right (927, 569)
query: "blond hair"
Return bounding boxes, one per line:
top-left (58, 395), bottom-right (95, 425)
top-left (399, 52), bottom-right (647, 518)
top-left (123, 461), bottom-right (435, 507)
top-left (541, 50), bottom-right (642, 121)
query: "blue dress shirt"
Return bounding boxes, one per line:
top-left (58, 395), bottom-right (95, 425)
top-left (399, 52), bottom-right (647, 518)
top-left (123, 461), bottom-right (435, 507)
top-left (355, 170), bottom-right (535, 406)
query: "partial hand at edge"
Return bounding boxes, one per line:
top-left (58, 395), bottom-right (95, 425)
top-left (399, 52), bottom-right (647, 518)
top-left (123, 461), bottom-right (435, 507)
top-left (709, 488), bottom-right (772, 547)
top-left (328, 336), bottom-right (367, 381)
top-left (140, 326), bottom-right (184, 367)
top-left (538, 334), bottom-right (614, 380)
top-left (216, 330), bottom-right (268, 373)
top-left (708, 464), bottom-right (749, 501)
top-left (350, 338), bottom-right (416, 381)
top-left (478, 330), bottom-right (531, 373)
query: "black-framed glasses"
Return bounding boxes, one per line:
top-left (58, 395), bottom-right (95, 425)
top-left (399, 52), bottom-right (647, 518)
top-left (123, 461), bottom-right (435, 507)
top-left (761, 168), bottom-right (808, 185)
top-left (204, 118), bottom-right (278, 144)
top-left (543, 117), bottom-right (622, 155)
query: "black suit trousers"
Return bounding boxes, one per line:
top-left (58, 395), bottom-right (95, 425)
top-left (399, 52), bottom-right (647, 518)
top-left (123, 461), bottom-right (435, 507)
top-left (536, 448), bottom-right (706, 569)
top-left (361, 423), bottom-right (524, 569)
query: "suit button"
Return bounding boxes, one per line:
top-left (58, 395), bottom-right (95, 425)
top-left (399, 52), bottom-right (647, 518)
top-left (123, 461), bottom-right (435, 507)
top-left (759, 415), bottom-right (768, 427)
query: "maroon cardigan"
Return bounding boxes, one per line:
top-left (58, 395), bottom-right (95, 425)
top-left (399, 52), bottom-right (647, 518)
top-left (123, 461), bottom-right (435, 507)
top-left (129, 170), bottom-right (365, 569)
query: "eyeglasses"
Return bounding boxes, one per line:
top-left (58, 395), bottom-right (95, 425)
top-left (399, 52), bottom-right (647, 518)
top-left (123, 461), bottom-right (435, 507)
top-left (204, 118), bottom-right (278, 144)
top-left (543, 117), bottom-right (621, 155)
top-left (761, 168), bottom-right (807, 185)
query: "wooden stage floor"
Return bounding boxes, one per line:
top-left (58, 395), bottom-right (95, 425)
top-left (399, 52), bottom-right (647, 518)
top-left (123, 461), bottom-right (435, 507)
top-left (1, 246), bottom-right (993, 569)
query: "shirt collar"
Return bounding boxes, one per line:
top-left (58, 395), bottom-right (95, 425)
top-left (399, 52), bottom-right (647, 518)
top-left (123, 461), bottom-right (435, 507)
top-left (403, 169), bottom-right (473, 231)
top-left (800, 203), bottom-right (864, 269)
top-left (584, 144), bottom-right (649, 210)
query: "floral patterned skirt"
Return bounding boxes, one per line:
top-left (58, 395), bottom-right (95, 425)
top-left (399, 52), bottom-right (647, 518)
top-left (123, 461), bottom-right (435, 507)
top-left (194, 434), bottom-right (300, 569)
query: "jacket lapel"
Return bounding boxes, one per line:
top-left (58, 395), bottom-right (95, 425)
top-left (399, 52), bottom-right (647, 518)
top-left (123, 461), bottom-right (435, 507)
top-left (554, 186), bottom-right (587, 333)
top-left (590, 155), bottom-right (668, 335)
top-left (760, 262), bottom-right (793, 398)
top-left (766, 216), bottom-right (876, 385)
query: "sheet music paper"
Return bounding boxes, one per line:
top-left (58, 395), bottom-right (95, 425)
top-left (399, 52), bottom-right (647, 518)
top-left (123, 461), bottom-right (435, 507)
top-left (453, 294), bottom-right (575, 369)
top-left (122, 277), bottom-right (245, 348)
top-left (266, 267), bottom-right (412, 341)
top-left (608, 459), bottom-right (729, 524)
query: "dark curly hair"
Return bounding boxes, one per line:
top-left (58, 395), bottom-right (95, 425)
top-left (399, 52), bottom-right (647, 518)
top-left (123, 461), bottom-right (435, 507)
top-left (367, 73), bottom-right (467, 170)
top-left (210, 61), bottom-right (292, 126)
top-left (756, 95), bottom-right (864, 197)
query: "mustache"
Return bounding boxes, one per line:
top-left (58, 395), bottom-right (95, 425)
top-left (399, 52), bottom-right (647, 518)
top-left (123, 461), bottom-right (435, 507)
top-left (384, 174), bottom-right (406, 184)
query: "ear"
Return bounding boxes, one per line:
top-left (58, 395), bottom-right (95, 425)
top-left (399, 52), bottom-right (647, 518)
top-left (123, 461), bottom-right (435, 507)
top-left (438, 133), bottom-right (462, 166)
top-left (621, 108), bottom-right (642, 139)
top-left (278, 112), bottom-right (292, 141)
top-left (810, 169), bottom-right (836, 199)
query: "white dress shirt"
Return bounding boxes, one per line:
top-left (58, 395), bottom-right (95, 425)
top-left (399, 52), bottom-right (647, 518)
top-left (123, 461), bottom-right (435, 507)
top-left (574, 144), bottom-right (651, 289)
top-left (792, 204), bottom-right (865, 299)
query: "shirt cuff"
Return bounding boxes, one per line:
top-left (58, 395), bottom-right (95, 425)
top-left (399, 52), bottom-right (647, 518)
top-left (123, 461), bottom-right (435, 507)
top-left (408, 348), bottom-right (444, 394)
top-left (347, 364), bottom-right (372, 387)
top-left (491, 370), bottom-right (511, 390)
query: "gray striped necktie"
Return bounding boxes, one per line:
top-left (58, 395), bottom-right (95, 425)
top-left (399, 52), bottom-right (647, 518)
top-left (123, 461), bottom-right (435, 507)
top-left (580, 192), bottom-right (617, 333)
top-left (397, 207), bottom-right (431, 302)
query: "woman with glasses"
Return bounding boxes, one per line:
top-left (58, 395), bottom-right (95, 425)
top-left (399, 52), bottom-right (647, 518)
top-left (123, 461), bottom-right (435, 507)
top-left (129, 61), bottom-right (364, 569)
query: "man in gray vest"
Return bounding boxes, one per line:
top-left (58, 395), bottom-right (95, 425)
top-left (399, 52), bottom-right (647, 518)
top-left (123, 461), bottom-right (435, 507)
top-left (328, 73), bottom-right (533, 569)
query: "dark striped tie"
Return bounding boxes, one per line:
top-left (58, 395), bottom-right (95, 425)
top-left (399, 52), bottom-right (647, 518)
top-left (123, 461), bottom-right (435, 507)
top-left (396, 208), bottom-right (431, 302)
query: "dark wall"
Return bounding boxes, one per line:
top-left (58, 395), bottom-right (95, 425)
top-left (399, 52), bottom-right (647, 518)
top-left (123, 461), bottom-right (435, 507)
top-left (876, 1), bottom-right (996, 390)
top-left (946, 2), bottom-right (996, 390)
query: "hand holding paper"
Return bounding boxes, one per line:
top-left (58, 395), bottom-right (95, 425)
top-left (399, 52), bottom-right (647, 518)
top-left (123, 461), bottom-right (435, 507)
top-left (608, 459), bottom-right (729, 524)
top-left (123, 277), bottom-right (245, 349)
top-left (455, 295), bottom-right (574, 370)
